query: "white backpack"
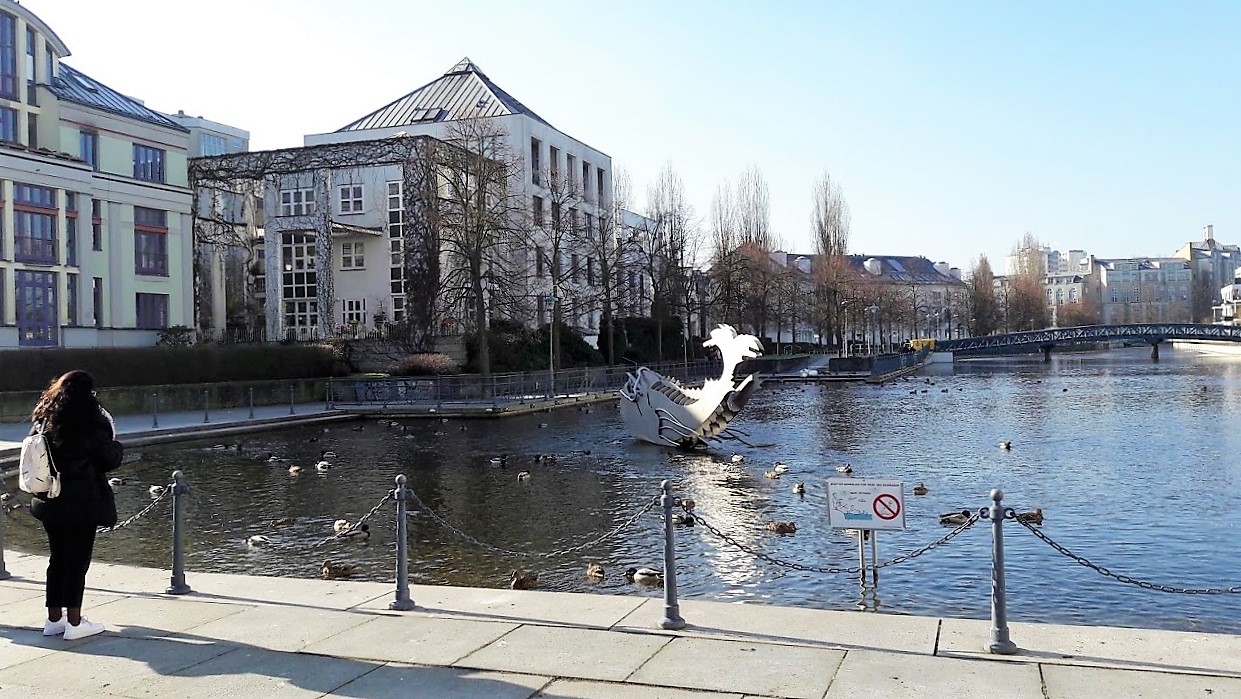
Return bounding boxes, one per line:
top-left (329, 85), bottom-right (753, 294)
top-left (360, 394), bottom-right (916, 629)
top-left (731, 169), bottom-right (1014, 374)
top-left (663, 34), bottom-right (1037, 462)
top-left (19, 421), bottom-right (61, 499)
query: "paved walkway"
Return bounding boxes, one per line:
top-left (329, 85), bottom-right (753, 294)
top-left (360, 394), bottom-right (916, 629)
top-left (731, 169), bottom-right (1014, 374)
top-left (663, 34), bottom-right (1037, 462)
top-left (1, 554), bottom-right (1239, 698)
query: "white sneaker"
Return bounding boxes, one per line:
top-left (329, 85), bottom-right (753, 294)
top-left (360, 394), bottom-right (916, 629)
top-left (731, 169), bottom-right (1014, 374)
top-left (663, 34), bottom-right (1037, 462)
top-left (42, 618), bottom-right (66, 636)
top-left (62, 617), bottom-right (105, 640)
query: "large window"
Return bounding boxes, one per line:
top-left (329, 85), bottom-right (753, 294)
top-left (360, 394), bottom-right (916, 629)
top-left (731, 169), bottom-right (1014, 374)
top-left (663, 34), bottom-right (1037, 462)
top-left (92, 277), bottom-right (103, 327)
top-left (340, 241), bottom-right (364, 269)
top-left (338, 183), bottom-right (363, 214)
top-left (14, 183), bottom-right (57, 264)
top-left (279, 187), bottom-right (315, 216)
top-left (133, 144), bottom-right (166, 183)
top-left (281, 232), bottom-right (318, 335)
top-left (533, 196), bottom-right (543, 226)
top-left (530, 138), bottom-right (541, 185)
top-left (135, 293), bottom-right (169, 329)
top-left (200, 133), bottom-right (226, 156)
top-left (133, 206), bottom-right (168, 276)
top-left (80, 131), bottom-right (99, 170)
top-left (387, 181), bottom-right (405, 321)
top-left (0, 12), bottom-right (15, 100)
top-left (24, 26), bottom-right (35, 105)
top-left (0, 268), bottom-right (5, 324)
top-left (65, 193), bottom-right (77, 266)
top-left (0, 106), bottom-right (17, 144)
top-left (15, 270), bottom-right (57, 346)
top-left (342, 299), bottom-right (366, 325)
top-left (91, 199), bottom-right (102, 250)
top-left (66, 273), bottom-right (78, 325)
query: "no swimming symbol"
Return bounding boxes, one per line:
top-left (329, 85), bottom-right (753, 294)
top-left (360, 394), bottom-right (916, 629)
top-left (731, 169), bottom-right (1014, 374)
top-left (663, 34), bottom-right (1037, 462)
top-left (873, 493), bottom-right (901, 521)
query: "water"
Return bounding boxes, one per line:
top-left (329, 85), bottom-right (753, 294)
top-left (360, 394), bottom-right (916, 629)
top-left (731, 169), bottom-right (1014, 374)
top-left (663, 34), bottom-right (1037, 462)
top-left (6, 346), bottom-right (1241, 633)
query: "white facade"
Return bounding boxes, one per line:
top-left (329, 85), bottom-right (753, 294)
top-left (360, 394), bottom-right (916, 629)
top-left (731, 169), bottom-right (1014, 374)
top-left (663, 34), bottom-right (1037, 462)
top-left (0, 0), bottom-right (193, 349)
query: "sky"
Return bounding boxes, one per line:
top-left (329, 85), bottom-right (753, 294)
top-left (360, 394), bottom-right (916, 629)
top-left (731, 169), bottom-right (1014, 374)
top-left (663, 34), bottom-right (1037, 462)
top-left (34, 0), bottom-right (1241, 274)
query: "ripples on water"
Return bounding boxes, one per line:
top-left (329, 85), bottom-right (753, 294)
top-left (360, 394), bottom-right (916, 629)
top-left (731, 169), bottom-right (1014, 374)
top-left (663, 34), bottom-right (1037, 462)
top-left (6, 347), bottom-right (1241, 633)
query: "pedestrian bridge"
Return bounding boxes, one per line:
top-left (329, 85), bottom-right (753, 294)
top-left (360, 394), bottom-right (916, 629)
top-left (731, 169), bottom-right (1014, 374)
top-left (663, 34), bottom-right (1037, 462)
top-left (936, 323), bottom-right (1241, 359)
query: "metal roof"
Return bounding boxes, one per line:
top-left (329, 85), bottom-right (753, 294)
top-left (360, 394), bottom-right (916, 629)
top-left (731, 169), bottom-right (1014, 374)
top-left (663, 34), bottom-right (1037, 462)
top-left (847, 254), bottom-right (964, 285)
top-left (337, 58), bottom-right (552, 132)
top-left (48, 64), bottom-right (186, 132)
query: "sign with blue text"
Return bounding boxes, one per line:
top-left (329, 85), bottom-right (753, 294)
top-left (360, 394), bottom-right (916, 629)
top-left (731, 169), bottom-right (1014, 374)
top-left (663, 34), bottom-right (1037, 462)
top-left (826, 478), bottom-right (906, 531)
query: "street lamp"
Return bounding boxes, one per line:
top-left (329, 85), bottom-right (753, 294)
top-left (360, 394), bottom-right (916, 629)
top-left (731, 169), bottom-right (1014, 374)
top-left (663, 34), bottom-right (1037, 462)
top-left (545, 293), bottom-right (558, 398)
top-left (865, 305), bottom-right (879, 355)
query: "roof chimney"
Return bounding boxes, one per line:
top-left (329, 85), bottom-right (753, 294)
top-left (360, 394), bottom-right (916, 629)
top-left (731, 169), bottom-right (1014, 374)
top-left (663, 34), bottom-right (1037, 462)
top-left (1204, 224), bottom-right (1215, 242)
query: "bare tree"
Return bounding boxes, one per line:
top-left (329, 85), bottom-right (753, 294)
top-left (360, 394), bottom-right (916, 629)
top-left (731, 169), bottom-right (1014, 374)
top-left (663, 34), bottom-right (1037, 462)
top-left (734, 167), bottom-right (775, 336)
top-left (966, 255), bottom-right (999, 336)
top-left (572, 167), bottom-right (637, 364)
top-left (1007, 233), bottom-right (1050, 331)
top-left (643, 163), bottom-right (696, 361)
top-left (706, 182), bottom-right (746, 326)
top-left (810, 171), bottom-right (851, 348)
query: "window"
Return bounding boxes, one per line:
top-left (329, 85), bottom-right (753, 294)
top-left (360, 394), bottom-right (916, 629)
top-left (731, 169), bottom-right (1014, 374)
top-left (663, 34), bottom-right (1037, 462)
top-left (26, 112), bottom-right (35, 148)
top-left (597, 169), bottom-right (606, 204)
top-left (92, 277), bottom-right (103, 327)
top-left (0, 106), bottom-right (16, 144)
top-left (200, 133), bottom-right (226, 156)
top-left (15, 270), bottom-right (57, 346)
top-left (536, 247), bottom-right (544, 277)
top-left (549, 146), bottom-right (559, 182)
top-left (80, 131), bottom-right (98, 169)
top-left (342, 299), bottom-right (366, 325)
top-left (585, 212), bottom-right (593, 236)
top-left (65, 193), bottom-right (77, 266)
top-left (0, 12), bottom-right (15, 100)
top-left (587, 257), bottom-right (595, 286)
top-left (91, 199), bottom-right (102, 250)
top-left (387, 181), bottom-right (405, 319)
top-left (0, 268), bottom-right (5, 324)
top-left (340, 241), bottom-right (364, 269)
top-left (338, 183), bottom-right (363, 214)
top-left (552, 202), bottom-right (561, 232)
top-left (24, 27), bottom-right (35, 105)
top-left (44, 46), bottom-right (52, 82)
top-left (132, 144), bottom-right (166, 183)
top-left (583, 162), bottom-right (592, 200)
top-left (567, 155), bottom-right (577, 191)
top-left (66, 273), bottom-right (78, 325)
top-left (281, 232), bottom-right (318, 334)
top-left (571, 253), bottom-right (580, 282)
top-left (14, 183), bottom-right (57, 264)
top-left (135, 293), bottom-right (169, 329)
top-left (530, 138), bottom-right (541, 185)
top-left (279, 187), bottom-right (314, 216)
top-left (134, 206), bottom-right (168, 276)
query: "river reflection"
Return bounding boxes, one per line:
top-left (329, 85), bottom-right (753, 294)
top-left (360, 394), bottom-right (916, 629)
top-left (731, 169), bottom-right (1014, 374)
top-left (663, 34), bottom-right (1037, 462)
top-left (6, 346), bottom-right (1241, 633)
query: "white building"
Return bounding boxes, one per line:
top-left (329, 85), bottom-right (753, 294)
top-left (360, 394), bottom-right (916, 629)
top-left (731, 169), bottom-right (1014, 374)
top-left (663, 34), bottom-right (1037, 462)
top-left (0, 0), bottom-right (193, 349)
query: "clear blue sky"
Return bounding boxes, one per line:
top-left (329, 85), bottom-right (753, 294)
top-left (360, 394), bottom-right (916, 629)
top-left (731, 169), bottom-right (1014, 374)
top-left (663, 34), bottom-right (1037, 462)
top-left (38, 0), bottom-right (1241, 273)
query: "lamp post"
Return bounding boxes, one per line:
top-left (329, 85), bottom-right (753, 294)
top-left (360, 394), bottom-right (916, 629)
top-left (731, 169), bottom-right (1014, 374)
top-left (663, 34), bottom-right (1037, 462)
top-left (865, 305), bottom-right (879, 356)
top-left (545, 293), bottom-right (558, 399)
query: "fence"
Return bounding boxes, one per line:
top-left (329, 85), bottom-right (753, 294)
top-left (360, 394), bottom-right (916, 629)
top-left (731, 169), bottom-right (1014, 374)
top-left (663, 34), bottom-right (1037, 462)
top-left (327, 359), bottom-right (723, 408)
top-left (5, 472), bottom-right (1236, 653)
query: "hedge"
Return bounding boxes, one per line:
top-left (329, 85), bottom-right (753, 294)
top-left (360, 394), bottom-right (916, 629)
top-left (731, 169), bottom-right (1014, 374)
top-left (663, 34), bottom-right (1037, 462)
top-left (0, 344), bottom-right (340, 392)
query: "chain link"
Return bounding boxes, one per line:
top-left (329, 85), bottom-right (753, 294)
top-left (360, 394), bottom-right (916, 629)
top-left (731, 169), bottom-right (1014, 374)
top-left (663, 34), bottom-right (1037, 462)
top-left (693, 510), bottom-right (980, 575)
top-left (313, 492), bottom-right (393, 547)
top-left (406, 490), bottom-right (660, 559)
top-left (97, 482), bottom-right (173, 534)
top-left (1014, 518), bottom-right (1241, 595)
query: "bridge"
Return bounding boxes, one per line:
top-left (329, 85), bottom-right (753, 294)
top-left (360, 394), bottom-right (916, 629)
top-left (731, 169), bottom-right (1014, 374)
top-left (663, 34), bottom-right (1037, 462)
top-left (935, 323), bottom-right (1241, 360)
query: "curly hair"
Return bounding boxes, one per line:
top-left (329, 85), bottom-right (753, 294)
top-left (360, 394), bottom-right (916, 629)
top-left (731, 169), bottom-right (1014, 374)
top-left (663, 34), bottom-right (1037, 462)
top-left (31, 370), bottom-right (105, 443)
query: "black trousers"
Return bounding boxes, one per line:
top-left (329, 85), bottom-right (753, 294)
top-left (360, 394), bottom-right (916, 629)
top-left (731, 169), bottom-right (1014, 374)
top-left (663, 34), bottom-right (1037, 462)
top-left (42, 520), bottom-right (97, 609)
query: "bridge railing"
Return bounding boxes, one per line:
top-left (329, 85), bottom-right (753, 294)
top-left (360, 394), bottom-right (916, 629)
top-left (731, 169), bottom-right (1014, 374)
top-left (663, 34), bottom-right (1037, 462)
top-left (937, 323), bottom-right (1241, 353)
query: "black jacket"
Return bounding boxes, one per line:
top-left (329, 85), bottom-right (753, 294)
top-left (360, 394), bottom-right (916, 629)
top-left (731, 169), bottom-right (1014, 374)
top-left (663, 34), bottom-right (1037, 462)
top-left (29, 415), bottom-right (124, 527)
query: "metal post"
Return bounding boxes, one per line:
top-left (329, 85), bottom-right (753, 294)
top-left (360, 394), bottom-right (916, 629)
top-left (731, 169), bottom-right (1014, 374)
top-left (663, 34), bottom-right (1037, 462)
top-left (660, 479), bottom-right (686, 629)
top-left (248, 387), bottom-right (255, 419)
top-left (202, 390), bottom-right (210, 424)
top-left (324, 382), bottom-right (331, 410)
top-left (390, 474), bottom-right (415, 611)
top-left (870, 531), bottom-right (879, 587)
top-left (151, 393), bottom-right (159, 429)
top-left (492, 375), bottom-right (498, 408)
top-left (857, 530), bottom-right (867, 590)
top-left (166, 470), bottom-right (191, 595)
top-left (986, 488), bottom-right (1017, 654)
top-left (288, 384), bottom-right (295, 415)
top-left (0, 497), bottom-right (11, 580)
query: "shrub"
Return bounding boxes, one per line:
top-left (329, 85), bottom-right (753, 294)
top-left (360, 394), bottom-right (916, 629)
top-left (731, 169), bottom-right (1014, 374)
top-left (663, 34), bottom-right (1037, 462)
top-left (464, 319), bottom-right (603, 373)
top-left (389, 353), bottom-right (460, 376)
top-left (156, 325), bottom-right (195, 347)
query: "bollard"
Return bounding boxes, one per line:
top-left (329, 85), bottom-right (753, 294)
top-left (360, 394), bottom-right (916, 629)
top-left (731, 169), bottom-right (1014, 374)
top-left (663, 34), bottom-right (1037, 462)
top-left (0, 498), bottom-right (10, 580)
top-left (248, 387), bottom-right (255, 419)
top-left (202, 390), bottom-right (210, 423)
top-left (986, 488), bottom-right (1017, 654)
top-left (151, 393), bottom-right (159, 429)
top-left (660, 479), bottom-right (686, 629)
top-left (166, 471), bottom-right (191, 595)
top-left (390, 475), bottom-right (415, 611)
top-left (324, 383), bottom-right (331, 411)
top-left (289, 384), bottom-right (295, 415)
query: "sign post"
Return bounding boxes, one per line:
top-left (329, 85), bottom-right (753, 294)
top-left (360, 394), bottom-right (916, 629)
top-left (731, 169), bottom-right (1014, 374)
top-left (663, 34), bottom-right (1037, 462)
top-left (827, 478), bottom-right (906, 590)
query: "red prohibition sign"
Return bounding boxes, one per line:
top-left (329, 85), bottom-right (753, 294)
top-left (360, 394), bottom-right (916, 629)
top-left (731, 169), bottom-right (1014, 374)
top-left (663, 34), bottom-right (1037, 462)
top-left (873, 493), bottom-right (901, 520)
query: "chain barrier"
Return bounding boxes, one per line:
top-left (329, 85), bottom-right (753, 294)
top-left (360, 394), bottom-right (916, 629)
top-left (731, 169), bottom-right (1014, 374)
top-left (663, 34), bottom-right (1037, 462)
top-left (313, 492), bottom-right (394, 547)
top-left (1014, 517), bottom-right (1241, 595)
top-left (406, 489), bottom-right (660, 559)
top-left (97, 482), bottom-right (175, 534)
top-left (692, 510), bottom-right (980, 575)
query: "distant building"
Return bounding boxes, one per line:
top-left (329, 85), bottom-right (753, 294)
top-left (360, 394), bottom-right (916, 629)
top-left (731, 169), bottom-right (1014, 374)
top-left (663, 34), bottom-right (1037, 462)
top-left (0, 0), bottom-right (194, 349)
top-left (847, 255), bottom-right (967, 342)
top-left (164, 111), bottom-right (249, 158)
top-left (1086, 256), bottom-right (1194, 324)
top-left (1172, 224), bottom-right (1240, 321)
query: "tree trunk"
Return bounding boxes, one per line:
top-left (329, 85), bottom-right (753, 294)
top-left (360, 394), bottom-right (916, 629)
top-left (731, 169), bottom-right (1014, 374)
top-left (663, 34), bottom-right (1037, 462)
top-left (472, 261), bottom-right (490, 377)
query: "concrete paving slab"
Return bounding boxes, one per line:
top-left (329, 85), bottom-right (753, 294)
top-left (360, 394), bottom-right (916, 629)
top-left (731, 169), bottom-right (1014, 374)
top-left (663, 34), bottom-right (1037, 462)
top-left (0, 635), bottom-right (236, 695)
top-left (456, 624), bottom-right (671, 682)
top-left (187, 569), bottom-right (393, 610)
top-left (1042, 664), bottom-right (1241, 698)
top-left (327, 663), bottom-right (551, 699)
top-left (535, 679), bottom-right (745, 699)
top-left (2, 556), bottom-right (175, 598)
top-left (0, 584), bottom-right (42, 607)
top-left (627, 636), bottom-right (845, 699)
top-left (188, 604), bottom-right (375, 653)
top-left (360, 584), bottom-right (649, 630)
top-left (115, 646), bottom-right (378, 699)
top-left (302, 614), bottom-right (519, 665)
top-left (94, 595), bottom-right (252, 638)
top-left (939, 618), bottom-right (1241, 677)
top-left (824, 648), bottom-right (1044, 699)
top-left (0, 681), bottom-right (127, 698)
top-left (615, 598), bottom-right (939, 654)
top-left (0, 628), bottom-right (64, 670)
top-left (0, 592), bottom-right (125, 632)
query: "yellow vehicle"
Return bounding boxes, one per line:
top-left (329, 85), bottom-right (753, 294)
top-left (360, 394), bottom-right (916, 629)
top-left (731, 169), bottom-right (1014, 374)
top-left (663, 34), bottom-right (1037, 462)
top-left (909, 338), bottom-right (936, 352)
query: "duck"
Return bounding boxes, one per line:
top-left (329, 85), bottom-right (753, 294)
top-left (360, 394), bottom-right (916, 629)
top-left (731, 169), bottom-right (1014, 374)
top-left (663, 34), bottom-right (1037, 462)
top-left (321, 560), bottom-right (356, 580)
top-left (333, 519), bottom-right (352, 533)
top-left (433, 431), bottom-right (446, 437)
top-left (763, 470), bottom-right (781, 479)
top-left (765, 521), bottom-right (798, 534)
top-left (270, 517), bottom-right (297, 527)
top-left (320, 450), bottom-right (338, 459)
top-left (538, 423), bottom-right (549, 429)
top-left (246, 535), bottom-right (271, 547)
top-left (535, 454), bottom-right (557, 464)
top-left (265, 453), bottom-right (287, 463)
top-left (148, 485), bottom-right (166, 497)
top-left (516, 471), bottom-right (532, 481)
top-left (107, 477), bottom-right (125, 489)
top-left (439, 417), bottom-right (449, 424)
top-left (912, 483), bottom-right (929, 496)
top-left (680, 498), bottom-right (696, 512)
top-left (586, 562), bottom-right (605, 580)
top-left (836, 464), bottom-right (854, 474)
top-left (340, 523), bottom-right (371, 539)
top-left (510, 570), bottom-right (539, 590)
top-left (663, 513), bottom-right (695, 526)
top-left (489, 455), bottom-right (509, 467)
top-left (939, 511), bottom-right (971, 526)
top-left (624, 567), bottom-right (664, 585)
top-left (288, 464), bottom-right (302, 475)
top-left (1016, 508), bottom-right (1044, 525)
top-left (315, 461), bottom-right (332, 472)
top-left (999, 441), bottom-right (1012, 450)
top-left (793, 482), bottom-right (805, 495)
top-left (350, 425), bottom-right (365, 432)
top-left (730, 454), bottom-right (745, 464)
top-left (773, 463), bottom-right (790, 474)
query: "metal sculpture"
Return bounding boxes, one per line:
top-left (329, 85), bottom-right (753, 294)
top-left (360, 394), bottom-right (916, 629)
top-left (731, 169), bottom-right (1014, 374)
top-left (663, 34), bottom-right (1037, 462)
top-left (620, 324), bottom-right (765, 448)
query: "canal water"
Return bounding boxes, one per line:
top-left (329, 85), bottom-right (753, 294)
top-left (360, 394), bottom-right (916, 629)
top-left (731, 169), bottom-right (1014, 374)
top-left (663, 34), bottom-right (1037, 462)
top-left (6, 346), bottom-right (1241, 633)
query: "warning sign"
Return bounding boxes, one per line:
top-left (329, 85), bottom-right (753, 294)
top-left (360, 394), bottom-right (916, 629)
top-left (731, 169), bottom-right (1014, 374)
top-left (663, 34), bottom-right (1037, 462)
top-left (827, 479), bottom-right (906, 531)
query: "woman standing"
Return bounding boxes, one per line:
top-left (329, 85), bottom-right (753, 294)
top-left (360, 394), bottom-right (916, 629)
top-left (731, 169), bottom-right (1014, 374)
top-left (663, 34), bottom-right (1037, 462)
top-left (28, 370), bottom-right (123, 640)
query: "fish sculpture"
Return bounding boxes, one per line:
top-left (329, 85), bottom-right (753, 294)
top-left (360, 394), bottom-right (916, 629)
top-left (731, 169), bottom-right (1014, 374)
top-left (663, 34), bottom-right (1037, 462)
top-left (620, 324), bottom-right (764, 448)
